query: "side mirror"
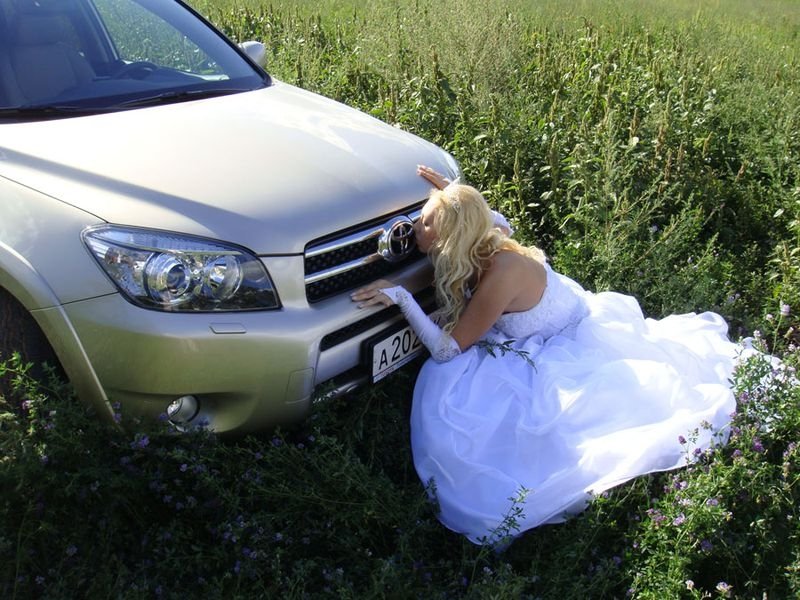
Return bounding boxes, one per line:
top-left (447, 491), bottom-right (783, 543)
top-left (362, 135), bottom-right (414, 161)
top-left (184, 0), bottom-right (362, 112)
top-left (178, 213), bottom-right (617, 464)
top-left (238, 41), bottom-right (266, 66)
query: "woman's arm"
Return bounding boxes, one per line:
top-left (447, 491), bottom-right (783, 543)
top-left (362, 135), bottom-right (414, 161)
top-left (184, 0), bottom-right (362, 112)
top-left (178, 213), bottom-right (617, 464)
top-left (417, 164), bottom-right (452, 189)
top-left (351, 253), bottom-right (542, 360)
top-left (352, 280), bottom-right (461, 362)
top-left (447, 252), bottom-right (535, 350)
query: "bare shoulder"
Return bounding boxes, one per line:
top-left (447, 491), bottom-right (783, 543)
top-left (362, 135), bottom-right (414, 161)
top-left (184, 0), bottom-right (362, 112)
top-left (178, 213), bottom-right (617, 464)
top-left (483, 250), bottom-right (546, 310)
top-left (488, 249), bottom-right (544, 276)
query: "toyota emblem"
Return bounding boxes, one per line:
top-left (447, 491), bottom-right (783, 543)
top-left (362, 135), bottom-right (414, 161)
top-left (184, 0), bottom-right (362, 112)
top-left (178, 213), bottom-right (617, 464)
top-left (378, 216), bottom-right (416, 262)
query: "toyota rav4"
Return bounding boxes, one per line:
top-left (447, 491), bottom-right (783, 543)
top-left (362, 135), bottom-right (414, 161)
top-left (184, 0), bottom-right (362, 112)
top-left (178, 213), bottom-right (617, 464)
top-left (0, 0), bottom-right (457, 432)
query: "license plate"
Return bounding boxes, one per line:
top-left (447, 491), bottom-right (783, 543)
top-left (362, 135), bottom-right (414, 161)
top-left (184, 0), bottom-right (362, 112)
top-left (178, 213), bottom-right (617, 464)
top-left (369, 324), bottom-right (424, 382)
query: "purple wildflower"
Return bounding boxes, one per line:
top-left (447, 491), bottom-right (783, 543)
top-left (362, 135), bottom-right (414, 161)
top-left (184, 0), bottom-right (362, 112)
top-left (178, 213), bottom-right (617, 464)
top-left (646, 508), bottom-right (667, 524)
top-left (700, 539), bottom-right (713, 552)
top-left (672, 513), bottom-right (686, 526)
top-left (752, 438), bottom-right (765, 453)
top-left (780, 303), bottom-right (791, 317)
top-left (130, 434), bottom-right (149, 449)
top-left (678, 435), bottom-right (687, 444)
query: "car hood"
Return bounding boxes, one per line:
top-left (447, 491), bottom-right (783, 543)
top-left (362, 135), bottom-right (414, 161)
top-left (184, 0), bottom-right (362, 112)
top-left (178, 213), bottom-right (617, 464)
top-left (0, 81), bottom-right (455, 254)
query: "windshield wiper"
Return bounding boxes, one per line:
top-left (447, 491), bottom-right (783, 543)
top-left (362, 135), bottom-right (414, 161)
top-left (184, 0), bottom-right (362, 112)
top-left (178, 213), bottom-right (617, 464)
top-left (111, 88), bottom-right (247, 109)
top-left (0, 105), bottom-right (104, 118)
top-left (0, 88), bottom-right (248, 117)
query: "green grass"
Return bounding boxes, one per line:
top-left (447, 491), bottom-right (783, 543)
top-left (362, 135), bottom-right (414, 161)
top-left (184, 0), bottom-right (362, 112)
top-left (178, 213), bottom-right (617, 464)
top-left (3, 0), bottom-right (800, 597)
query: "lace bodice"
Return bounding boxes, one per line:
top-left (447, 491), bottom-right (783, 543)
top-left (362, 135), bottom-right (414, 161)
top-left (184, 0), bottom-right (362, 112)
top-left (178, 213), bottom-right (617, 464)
top-left (494, 263), bottom-right (589, 340)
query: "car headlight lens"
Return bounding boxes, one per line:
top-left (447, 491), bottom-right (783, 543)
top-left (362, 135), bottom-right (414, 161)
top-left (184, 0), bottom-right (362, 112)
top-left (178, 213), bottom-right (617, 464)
top-left (83, 226), bottom-right (279, 311)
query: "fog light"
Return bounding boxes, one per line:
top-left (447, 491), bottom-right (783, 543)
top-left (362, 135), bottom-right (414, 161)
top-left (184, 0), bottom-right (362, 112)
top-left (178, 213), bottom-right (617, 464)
top-left (166, 395), bottom-right (200, 424)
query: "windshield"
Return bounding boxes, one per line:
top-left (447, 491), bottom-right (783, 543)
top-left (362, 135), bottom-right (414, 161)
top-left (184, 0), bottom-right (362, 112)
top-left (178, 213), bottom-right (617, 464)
top-left (0, 0), bottom-right (269, 114)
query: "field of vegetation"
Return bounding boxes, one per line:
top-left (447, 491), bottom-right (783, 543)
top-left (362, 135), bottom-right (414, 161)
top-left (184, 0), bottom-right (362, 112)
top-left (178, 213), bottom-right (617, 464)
top-left (2, 0), bottom-right (800, 597)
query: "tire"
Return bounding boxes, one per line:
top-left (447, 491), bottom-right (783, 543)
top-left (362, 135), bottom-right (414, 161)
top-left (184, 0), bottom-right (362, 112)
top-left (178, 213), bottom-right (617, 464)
top-left (0, 286), bottom-right (64, 402)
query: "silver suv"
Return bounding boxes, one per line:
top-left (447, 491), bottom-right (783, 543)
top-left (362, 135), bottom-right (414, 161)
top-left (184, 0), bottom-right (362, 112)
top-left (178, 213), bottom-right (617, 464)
top-left (0, 0), bottom-right (457, 433)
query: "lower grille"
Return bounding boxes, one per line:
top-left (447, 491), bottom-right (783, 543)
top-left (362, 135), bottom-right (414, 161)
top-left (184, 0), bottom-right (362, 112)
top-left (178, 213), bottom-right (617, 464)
top-left (319, 287), bottom-right (436, 351)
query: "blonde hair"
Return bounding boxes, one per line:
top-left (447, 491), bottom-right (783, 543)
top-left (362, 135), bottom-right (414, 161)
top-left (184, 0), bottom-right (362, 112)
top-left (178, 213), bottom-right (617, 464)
top-left (428, 184), bottom-right (545, 332)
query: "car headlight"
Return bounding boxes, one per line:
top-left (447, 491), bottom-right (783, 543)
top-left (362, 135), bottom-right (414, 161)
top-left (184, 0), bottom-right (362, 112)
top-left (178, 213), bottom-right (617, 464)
top-left (83, 226), bottom-right (280, 311)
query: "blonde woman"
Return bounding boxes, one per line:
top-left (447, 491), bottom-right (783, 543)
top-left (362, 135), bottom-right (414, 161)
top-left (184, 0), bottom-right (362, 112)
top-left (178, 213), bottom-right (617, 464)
top-left (351, 167), bottom-right (743, 545)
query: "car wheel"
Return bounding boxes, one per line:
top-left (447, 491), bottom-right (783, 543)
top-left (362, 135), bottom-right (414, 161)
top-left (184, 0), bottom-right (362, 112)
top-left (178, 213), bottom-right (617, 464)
top-left (0, 286), bottom-right (64, 403)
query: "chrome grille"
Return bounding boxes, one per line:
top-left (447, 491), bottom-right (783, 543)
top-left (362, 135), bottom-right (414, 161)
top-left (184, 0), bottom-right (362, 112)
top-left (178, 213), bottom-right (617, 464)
top-left (305, 205), bottom-right (423, 303)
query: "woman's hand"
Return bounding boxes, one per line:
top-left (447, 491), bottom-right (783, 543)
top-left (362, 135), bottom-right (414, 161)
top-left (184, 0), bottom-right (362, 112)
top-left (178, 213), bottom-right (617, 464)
top-left (351, 279), bottom-right (396, 308)
top-left (417, 165), bottom-right (450, 190)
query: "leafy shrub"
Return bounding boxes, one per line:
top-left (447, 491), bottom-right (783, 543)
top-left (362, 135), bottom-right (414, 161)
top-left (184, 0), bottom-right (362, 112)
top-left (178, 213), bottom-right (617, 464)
top-left (193, 0), bottom-right (799, 343)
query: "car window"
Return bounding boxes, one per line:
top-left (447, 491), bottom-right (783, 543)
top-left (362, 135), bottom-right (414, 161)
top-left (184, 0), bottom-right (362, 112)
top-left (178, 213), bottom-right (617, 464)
top-left (94, 0), bottom-right (225, 77)
top-left (0, 0), bottom-right (268, 113)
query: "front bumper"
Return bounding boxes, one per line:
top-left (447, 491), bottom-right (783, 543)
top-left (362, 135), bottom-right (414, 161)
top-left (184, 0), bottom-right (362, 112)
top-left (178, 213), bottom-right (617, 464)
top-left (60, 256), bottom-right (432, 433)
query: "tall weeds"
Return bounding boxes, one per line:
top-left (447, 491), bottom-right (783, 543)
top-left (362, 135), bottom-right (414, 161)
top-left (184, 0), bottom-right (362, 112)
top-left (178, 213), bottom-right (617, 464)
top-left (195, 0), bottom-right (799, 342)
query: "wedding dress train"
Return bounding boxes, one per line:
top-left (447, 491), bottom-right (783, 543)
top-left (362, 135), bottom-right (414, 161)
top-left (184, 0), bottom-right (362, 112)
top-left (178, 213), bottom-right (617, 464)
top-left (409, 263), bottom-right (741, 543)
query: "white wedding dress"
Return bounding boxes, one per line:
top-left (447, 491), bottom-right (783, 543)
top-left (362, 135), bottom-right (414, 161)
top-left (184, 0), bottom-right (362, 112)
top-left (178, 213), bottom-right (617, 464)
top-left (407, 262), bottom-right (742, 544)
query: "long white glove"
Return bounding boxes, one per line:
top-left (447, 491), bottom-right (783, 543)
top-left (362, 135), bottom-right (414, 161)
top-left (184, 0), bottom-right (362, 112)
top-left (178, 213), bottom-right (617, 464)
top-left (491, 210), bottom-right (514, 235)
top-left (381, 286), bottom-right (461, 363)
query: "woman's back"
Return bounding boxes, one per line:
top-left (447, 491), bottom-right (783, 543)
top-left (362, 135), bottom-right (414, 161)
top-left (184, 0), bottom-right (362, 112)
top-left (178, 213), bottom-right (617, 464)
top-left (494, 262), bottom-right (589, 340)
top-left (482, 249), bottom-right (547, 314)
